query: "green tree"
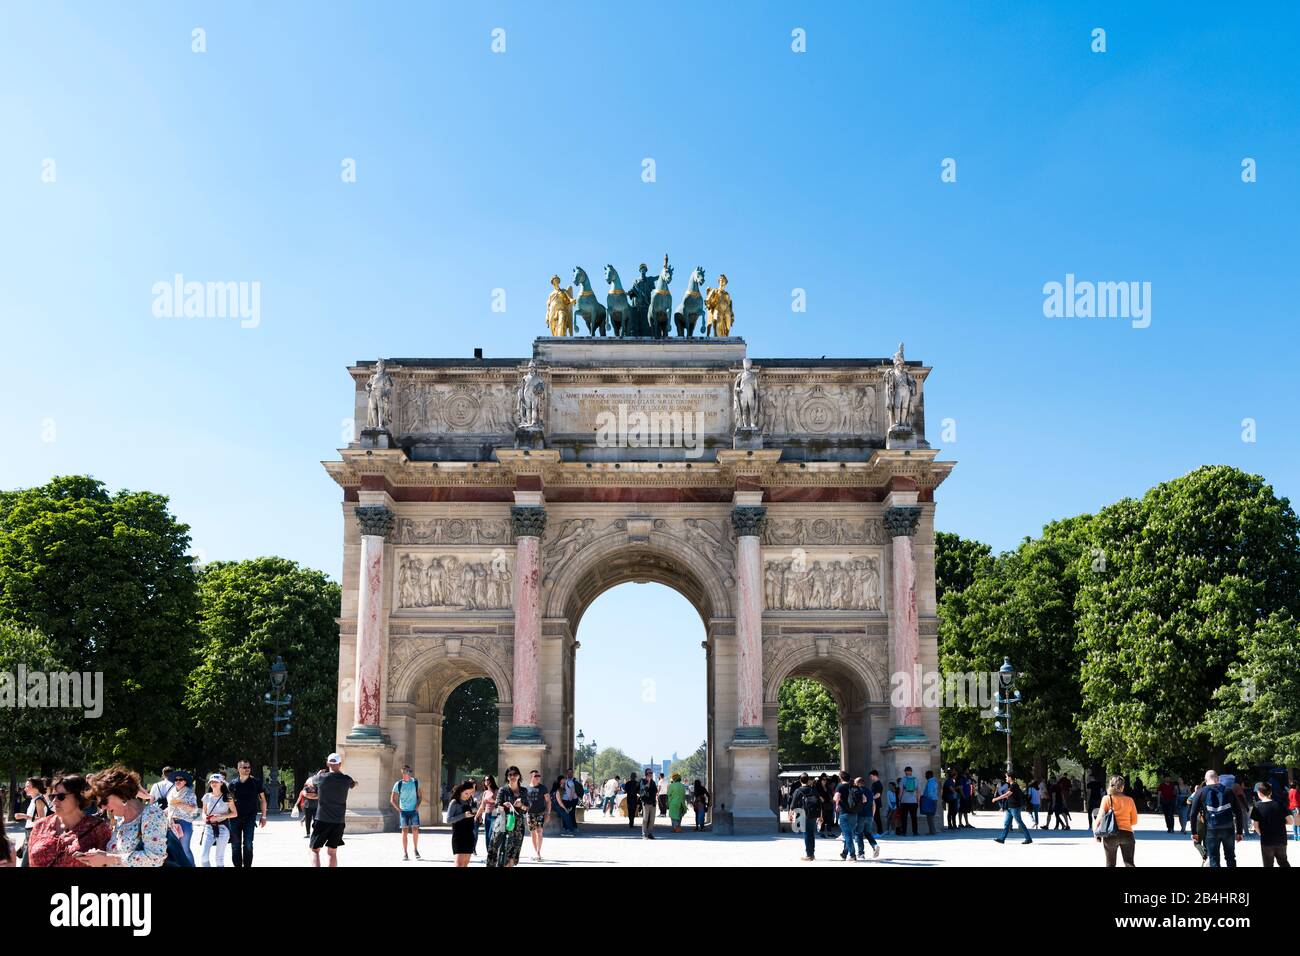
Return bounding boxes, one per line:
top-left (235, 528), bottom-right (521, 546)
top-left (184, 557), bottom-right (341, 790)
top-left (593, 746), bottom-right (641, 783)
top-left (0, 475), bottom-right (199, 769)
top-left (669, 740), bottom-right (707, 783)
top-left (1203, 612), bottom-right (1300, 766)
top-left (935, 531), bottom-right (994, 603)
top-left (777, 677), bottom-right (840, 764)
top-left (938, 524), bottom-right (1086, 773)
top-left (1077, 466), bottom-right (1300, 770)
top-left (441, 678), bottom-right (498, 783)
top-left (0, 621), bottom-right (87, 775)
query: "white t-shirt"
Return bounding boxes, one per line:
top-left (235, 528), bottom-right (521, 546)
top-left (202, 793), bottom-right (232, 824)
top-left (603, 779), bottom-right (618, 798)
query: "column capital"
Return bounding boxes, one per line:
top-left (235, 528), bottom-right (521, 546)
top-left (511, 505), bottom-right (547, 538)
top-left (883, 505), bottom-right (921, 538)
top-left (355, 504), bottom-right (395, 539)
top-left (730, 504), bottom-right (767, 538)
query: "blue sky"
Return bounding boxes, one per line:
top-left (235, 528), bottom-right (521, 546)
top-left (2, 2), bottom-right (1297, 761)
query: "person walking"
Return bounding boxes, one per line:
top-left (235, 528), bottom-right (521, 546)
top-left (1176, 777), bottom-right (1192, 833)
top-left (1187, 770), bottom-right (1244, 868)
top-left (296, 770), bottom-right (322, 839)
top-left (1094, 774), bottom-right (1137, 866)
top-left (476, 775), bottom-right (498, 853)
top-left (524, 769), bottom-right (551, 861)
top-left (1249, 781), bottom-right (1290, 867)
top-left (164, 770), bottom-right (198, 865)
top-left (624, 773), bottom-right (641, 829)
top-left (665, 773), bottom-right (687, 832)
top-left (602, 776), bottom-right (619, 815)
top-left (447, 780), bottom-right (477, 867)
top-left (227, 760), bottom-right (266, 868)
top-left (197, 773), bottom-right (235, 867)
top-left (77, 766), bottom-right (168, 868)
top-left (1289, 780), bottom-right (1300, 843)
top-left (817, 773), bottom-right (835, 837)
top-left (991, 772), bottom-right (1033, 845)
top-left (25, 773), bottom-right (112, 867)
top-left (1086, 773), bottom-right (1104, 832)
top-left (308, 753), bottom-right (357, 867)
top-left (692, 779), bottom-right (710, 831)
top-left (146, 768), bottom-right (174, 806)
top-left (1158, 776), bottom-right (1177, 833)
top-left (833, 771), bottom-right (863, 860)
top-left (486, 767), bottom-right (527, 868)
top-left (851, 776), bottom-right (881, 860)
top-left (886, 782), bottom-right (899, 834)
top-left (656, 773), bottom-right (669, 818)
top-left (390, 765), bottom-right (423, 860)
top-left (1027, 780), bottom-right (1041, 828)
top-left (640, 767), bottom-right (659, 840)
top-left (787, 772), bottom-right (822, 861)
top-left (15, 777), bottom-right (51, 852)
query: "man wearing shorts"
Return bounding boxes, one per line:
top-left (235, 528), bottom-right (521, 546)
top-left (309, 753), bottom-right (356, 867)
top-left (390, 764), bottom-right (423, 861)
top-left (524, 770), bottom-right (551, 862)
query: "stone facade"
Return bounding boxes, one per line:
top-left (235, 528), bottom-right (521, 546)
top-left (324, 337), bottom-right (953, 832)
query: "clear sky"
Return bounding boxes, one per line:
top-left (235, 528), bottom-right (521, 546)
top-left (2, 2), bottom-right (1297, 760)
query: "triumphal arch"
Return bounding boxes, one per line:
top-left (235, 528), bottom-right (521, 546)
top-left (324, 330), bottom-right (953, 833)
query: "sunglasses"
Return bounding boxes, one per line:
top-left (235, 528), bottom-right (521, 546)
top-left (51, 792), bottom-right (72, 802)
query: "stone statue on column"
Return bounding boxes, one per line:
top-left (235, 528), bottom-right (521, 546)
top-left (514, 359), bottom-right (546, 448)
top-left (361, 359), bottom-right (396, 448)
top-left (732, 358), bottom-right (762, 449)
top-left (884, 342), bottom-right (917, 447)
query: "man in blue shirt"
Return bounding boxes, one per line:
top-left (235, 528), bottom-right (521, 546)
top-left (389, 765), bottom-right (423, 861)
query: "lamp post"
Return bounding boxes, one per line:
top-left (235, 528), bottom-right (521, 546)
top-left (992, 657), bottom-right (1020, 775)
top-left (264, 656), bottom-right (293, 812)
top-left (576, 728), bottom-right (584, 778)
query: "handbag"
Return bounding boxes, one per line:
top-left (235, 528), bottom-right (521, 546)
top-left (1094, 797), bottom-right (1117, 837)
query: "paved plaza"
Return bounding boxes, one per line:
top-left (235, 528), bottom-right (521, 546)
top-left (69, 812), bottom-right (1274, 868)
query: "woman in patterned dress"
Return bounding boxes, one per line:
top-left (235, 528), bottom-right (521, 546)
top-left (76, 766), bottom-right (168, 867)
top-left (486, 767), bottom-right (527, 868)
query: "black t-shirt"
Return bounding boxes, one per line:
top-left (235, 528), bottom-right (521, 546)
top-left (525, 784), bottom-right (549, 815)
top-left (1000, 782), bottom-right (1024, 809)
top-left (310, 771), bottom-right (355, 824)
top-left (230, 776), bottom-right (265, 819)
top-left (870, 780), bottom-right (883, 802)
top-left (834, 782), bottom-right (859, 813)
top-left (1250, 799), bottom-right (1287, 846)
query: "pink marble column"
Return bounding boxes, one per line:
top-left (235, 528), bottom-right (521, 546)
top-left (731, 506), bottom-right (767, 736)
top-left (508, 505), bottom-right (546, 741)
top-left (884, 505), bottom-right (923, 731)
top-left (350, 505), bottom-right (394, 738)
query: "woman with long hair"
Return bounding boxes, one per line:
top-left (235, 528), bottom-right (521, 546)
top-left (447, 780), bottom-right (478, 867)
top-left (198, 773), bottom-right (237, 867)
top-left (692, 779), bottom-right (710, 832)
top-left (486, 767), bottom-right (527, 868)
top-left (25, 773), bottom-right (112, 867)
top-left (1094, 774), bottom-right (1138, 867)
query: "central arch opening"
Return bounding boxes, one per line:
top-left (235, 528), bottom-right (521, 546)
top-left (572, 581), bottom-right (710, 829)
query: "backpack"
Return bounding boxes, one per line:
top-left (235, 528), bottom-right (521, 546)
top-left (800, 786), bottom-right (822, 815)
top-left (1204, 785), bottom-right (1235, 829)
top-left (844, 785), bottom-right (864, 814)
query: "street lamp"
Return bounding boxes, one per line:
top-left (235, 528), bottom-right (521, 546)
top-left (264, 656), bottom-right (293, 812)
top-left (992, 657), bottom-right (1021, 775)
top-left (576, 728), bottom-right (584, 774)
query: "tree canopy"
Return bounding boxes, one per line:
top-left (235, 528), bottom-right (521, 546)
top-left (0, 476), bottom-right (199, 768)
top-left (777, 677), bottom-right (840, 764)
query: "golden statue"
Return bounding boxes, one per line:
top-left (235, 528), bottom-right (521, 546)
top-left (545, 275), bottom-right (575, 336)
top-left (705, 273), bottom-right (734, 337)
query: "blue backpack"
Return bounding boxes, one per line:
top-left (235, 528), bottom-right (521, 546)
top-left (1203, 785), bottom-right (1235, 830)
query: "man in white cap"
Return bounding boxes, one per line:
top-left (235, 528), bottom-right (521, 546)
top-left (308, 753), bottom-right (356, 867)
